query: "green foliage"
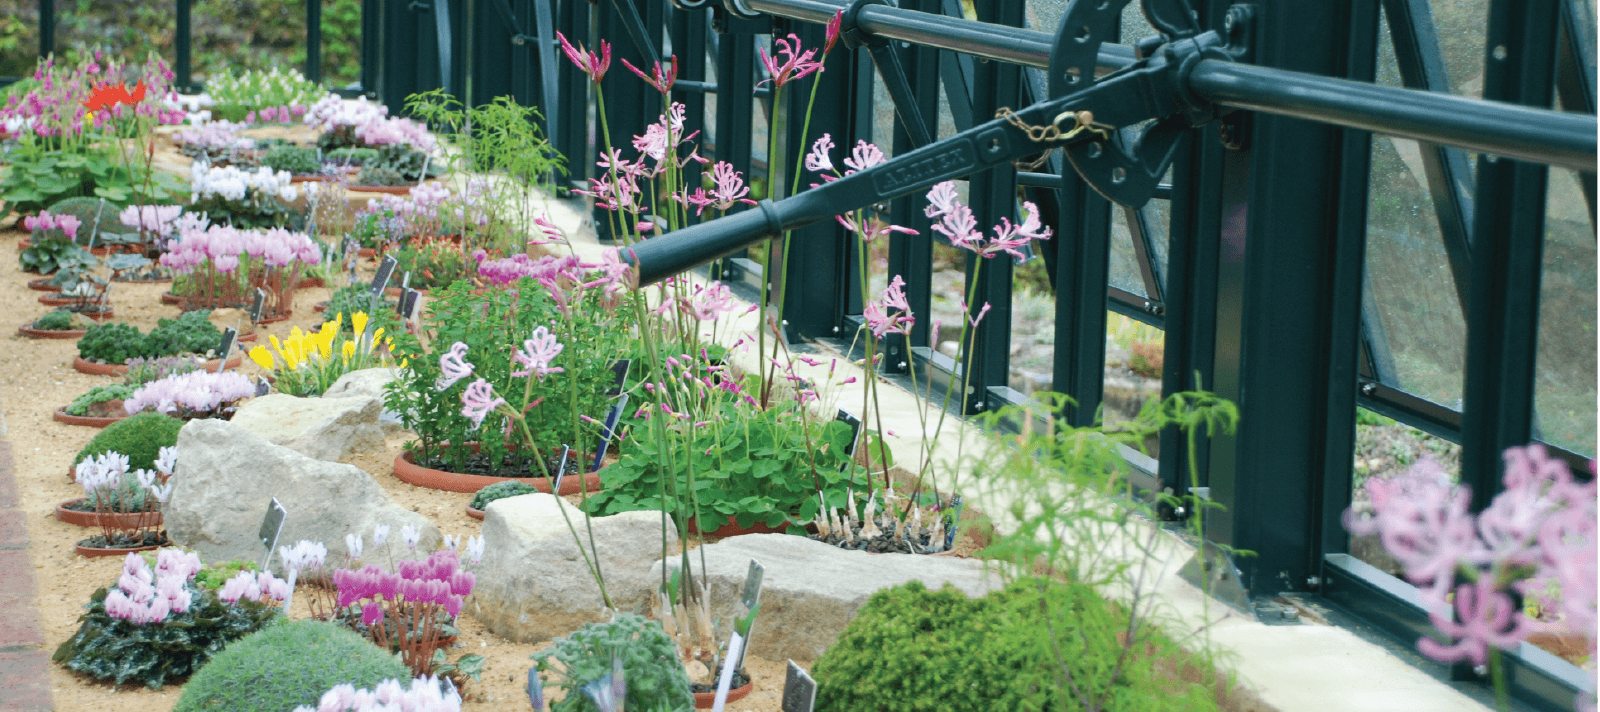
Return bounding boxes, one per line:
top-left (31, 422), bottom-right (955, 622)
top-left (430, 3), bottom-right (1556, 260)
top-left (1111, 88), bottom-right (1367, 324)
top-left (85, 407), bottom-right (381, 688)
top-left (349, 144), bottom-right (440, 187)
top-left (193, 559), bottom-right (258, 593)
top-left (387, 279), bottom-right (621, 474)
top-left (532, 613), bottom-right (692, 712)
top-left (0, 146), bottom-right (185, 213)
top-left (174, 619), bottom-right (412, 711)
top-left (260, 144), bottom-right (322, 175)
top-left (584, 398), bottom-right (863, 530)
top-left (390, 235), bottom-right (473, 289)
top-left (49, 195), bottom-right (132, 243)
top-left (33, 309), bottom-right (78, 331)
top-left (52, 579), bottom-right (279, 690)
top-left (205, 67), bottom-right (327, 121)
top-left (78, 322), bottom-right (155, 364)
top-left (78, 312), bottom-right (222, 364)
top-left (327, 147), bottom-right (379, 166)
top-left (19, 237), bottom-right (91, 274)
top-left (470, 480), bottom-right (539, 510)
top-left (66, 383), bottom-right (137, 416)
top-left (813, 579), bottom-right (1223, 712)
top-left (316, 285), bottom-right (417, 354)
top-left (84, 469), bottom-right (151, 512)
top-left (74, 411), bottom-right (184, 471)
top-left (355, 165), bottom-right (405, 187)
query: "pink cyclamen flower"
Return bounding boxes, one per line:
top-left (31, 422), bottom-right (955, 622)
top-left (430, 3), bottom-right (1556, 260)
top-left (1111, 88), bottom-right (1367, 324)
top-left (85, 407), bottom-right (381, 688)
top-left (436, 342), bottom-right (475, 390)
top-left (460, 379), bottom-right (507, 427)
top-left (622, 55), bottom-right (677, 95)
top-left (55, 214), bottom-right (81, 240)
top-left (557, 32), bottom-right (611, 83)
top-left (758, 33), bottom-right (824, 89)
top-left (511, 326), bottom-right (565, 379)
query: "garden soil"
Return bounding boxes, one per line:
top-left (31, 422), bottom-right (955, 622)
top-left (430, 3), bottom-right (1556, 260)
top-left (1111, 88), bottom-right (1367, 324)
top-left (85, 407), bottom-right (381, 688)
top-left (0, 226), bottom-right (788, 711)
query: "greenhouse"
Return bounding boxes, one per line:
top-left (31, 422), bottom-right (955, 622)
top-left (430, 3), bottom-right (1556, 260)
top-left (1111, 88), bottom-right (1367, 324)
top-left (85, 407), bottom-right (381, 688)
top-left (0, 0), bottom-right (1592, 711)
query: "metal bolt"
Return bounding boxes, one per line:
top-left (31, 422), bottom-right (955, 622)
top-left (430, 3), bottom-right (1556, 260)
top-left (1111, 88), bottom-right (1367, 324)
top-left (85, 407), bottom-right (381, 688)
top-left (1473, 664), bottom-right (1489, 677)
top-left (1223, 14), bottom-right (1234, 32)
top-left (832, 326), bottom-right (841, 334)
top-left (1360, 382), bottom-right (1377, 396)
top-left (1281, 607), bottom-right (1300, 621)
top-left (1306, 576), bottom-right (1322, 588)
top-left (898, 362), bottom-right (907, 369)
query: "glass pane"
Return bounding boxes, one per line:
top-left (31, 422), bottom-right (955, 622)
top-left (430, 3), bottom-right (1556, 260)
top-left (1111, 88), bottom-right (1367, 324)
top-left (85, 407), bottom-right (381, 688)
top-left (871, 64), bottom-right (895, 157)
top-left (1108, 207), bottom-right (1146, 297)
top-left (1535, 168), bottom-right (1597, 456)
top-left (0, 4), bottom-right (40, 79)
top-left (1144, 199), bottom-right (1171, 291)
top-left (1348, 411), bottom-right (1462, 575)
top-left (192, 2), bottom-right (308, 84)
top-left (1429, 0), bottom-right (1489, 99)
top-left (929, 240), bottom-right (967, 357)
top-left (318, 0), bottom-right (364, 88)
top-left (1104, 311), bottom-right (1162, 453)
top-left (1010, 262), bottom-right (1054, 396)
top-left (1366, 13), bottom-right (1468, 407)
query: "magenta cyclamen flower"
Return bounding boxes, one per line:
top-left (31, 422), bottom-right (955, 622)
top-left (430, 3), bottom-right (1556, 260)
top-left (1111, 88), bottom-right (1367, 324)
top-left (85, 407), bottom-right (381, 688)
top-left (511, 326), bottom-right (565, 379)
top-left (435, 342), bottom-right (475, 390)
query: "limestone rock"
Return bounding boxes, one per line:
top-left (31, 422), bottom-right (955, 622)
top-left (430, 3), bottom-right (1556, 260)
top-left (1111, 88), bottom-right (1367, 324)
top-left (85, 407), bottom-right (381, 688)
top-left (324, 367), bottom-right (398, 401)
top-left (167, 418), bottom-right (438, 567)
top-left (649, 534), bottom-right (999, 663)
top-left (467, 494), bottom-right (671, 642)
top-left (228, 392), bottom-right (383, 462)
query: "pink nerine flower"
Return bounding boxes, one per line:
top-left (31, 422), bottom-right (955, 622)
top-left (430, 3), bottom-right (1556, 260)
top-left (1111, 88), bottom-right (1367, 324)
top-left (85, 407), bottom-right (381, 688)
top-left (865, 275), bottom-right (915, 338)
top-left (843, 140), bottom-right (886, 173)
top-left (557, 31), bottom-right (611, 83)
top-left (459, 379), bottom-right (506, 427)
top-left (805, 134), bottom-right (835, 174)
top-left (511, 326), bottom-right (565, 379)
top-left (436, 342), bottom-right (475, 390)
top-left (622, 55), bottom-right (677, 95)
top-left (758, 33), bottom-right (824, 89)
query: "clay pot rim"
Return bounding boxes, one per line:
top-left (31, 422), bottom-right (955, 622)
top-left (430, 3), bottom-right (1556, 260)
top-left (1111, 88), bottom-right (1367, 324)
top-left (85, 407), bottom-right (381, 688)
top-left (74, 538), bottom-right (167, 558)
top-left (465, 505), bottom-right (485, 521)
top-left (26, 276), bottom-right (62, 292)
top-left (19, 324), bottom-right (87, 339)
top-left (55, 498), bottom-right (163, 528)
top-left (691, 679), bottom-right (754, 708)
top-left (394, 448), bottom-right (605, 495)
top-left (687, 514), bottom-right (792, 538)
top-left (53, 406), bottom-right (127, 428)
top-left (73, 354), bottom-right (242, 376)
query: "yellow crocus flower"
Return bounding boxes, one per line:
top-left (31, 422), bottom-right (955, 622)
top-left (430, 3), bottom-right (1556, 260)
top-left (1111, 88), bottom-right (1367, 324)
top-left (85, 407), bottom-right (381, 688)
top-left (342, 341), bottom-right (357, 362)
top-left (351, 312), bottom-right (370, 338)
top-left (248, 345), bottom-right (276, 371)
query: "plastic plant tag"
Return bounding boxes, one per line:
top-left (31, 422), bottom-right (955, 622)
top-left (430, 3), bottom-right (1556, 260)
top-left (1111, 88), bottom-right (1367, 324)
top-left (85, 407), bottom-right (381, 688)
top-left (712, 632), bottom-right (744, 712)
top-left (370, 254), bottom-right (397, 294)
top-left (552, 445), bottom-right (571, 494)
top-left (834, 410), bottom-right (863, 456)
top-left (735, 559), bottom-right (764, 672)
top-left (606, 359), bottom-right (632, 395)
top-left (258, 497), bottom-right (287, 570)
top-left (945, 493), bottom-right (964, 550)
top-left (215, 327), bottom-right (237, 373)
top-left (399, 288), bottom-right (420, 319)
top-left (400, 270), bottom-right (411, 292)
top-left (591, 394), bottom-right (629, 472)
top-left (782, 660), bottom-right (817, 712)
top-left (247, 287), bottom-right (265, 323)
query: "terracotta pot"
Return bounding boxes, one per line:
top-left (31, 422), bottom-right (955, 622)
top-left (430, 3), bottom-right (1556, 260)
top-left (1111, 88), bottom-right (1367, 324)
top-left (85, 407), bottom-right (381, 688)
top-left (465, 505), bottom-right (486, 521)
top-left (17, 238), bottom-right (29, 251)
top-left (18, 324), bottom-right (86, 339)
top-left (692, 680), bottom-right (754, 709)
top-left (393, 449), bottom-right (605, 495)
top-left (27, 277), bottom-right (61, 292)
top-left (385, 286), bottom-right (430, 297)
top-left (74, 354), bottom-right (242, 376)
top-left (687, 515), bottom-right (791, 538)
top-left (290, 175), bottom-right (337, 184)
top-left (256, 309), bottom-right (294, 325)
top-left (313, 300), bottom-right (330, 313)
top-left (161, 290), bottom-right (185, 305)
top-left (297, 276), bottom-right (326, 289)
top-left (350, 185), bottom-right (414, 195)
top-left (39, 293), bottom-right (106, 307)
top-left (53, 406), bottom-right (128, 428)
top-left (75, 540), bottom-right (163, 558)
top-left (112, 274), bottom-right (173, 285)
top-left (357, 248), bottom-right (376, 258)
top-left (56, 499), bottom-right (161, 529)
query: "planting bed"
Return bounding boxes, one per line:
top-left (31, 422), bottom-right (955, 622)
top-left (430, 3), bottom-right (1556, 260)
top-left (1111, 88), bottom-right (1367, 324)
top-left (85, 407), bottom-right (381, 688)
top-left (0, 226), bottom-right (791, 711)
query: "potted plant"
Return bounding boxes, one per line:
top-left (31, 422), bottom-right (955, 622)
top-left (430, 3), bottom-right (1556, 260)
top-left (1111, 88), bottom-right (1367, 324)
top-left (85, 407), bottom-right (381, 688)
top-left (67, 451), bottom-right (171, 556)
top-left (247, 311), bottom-right (411, 396)
top-left (74, 311), bottom-right (235, 375)
top-left (55, 383), bottom-right (138, 427)
top-left (531, 612), bottom-right (695, 712)
top-left (122, 370), bottom-right (257, 421)
top-left (465, 480), bottom-right (538, 520)
top-left (18, 307), bottom-right (95, 339)
top-left (160, 219), bottom-right (320, 321)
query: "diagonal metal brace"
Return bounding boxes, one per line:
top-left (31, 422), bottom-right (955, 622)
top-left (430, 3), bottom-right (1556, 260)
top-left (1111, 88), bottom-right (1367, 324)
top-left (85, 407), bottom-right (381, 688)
top-left (841, 0), bottom-right (934, 147)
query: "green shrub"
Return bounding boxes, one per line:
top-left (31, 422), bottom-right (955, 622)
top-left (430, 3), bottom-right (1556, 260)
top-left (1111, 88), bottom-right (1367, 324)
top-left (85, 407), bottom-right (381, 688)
top-left (327, 147), bottom-right (379, 166)
top-left (812, 579), bottom-right (1223, 712)
top-left (74, 412), bottom-right (184, 472)
top-left (66, 384), bottom-right (137, 416)
top-left (261, 145), bottom-right (322, 175)
top-left (146, 311), bottom-right (224, 359)
top-left (52, 577), bottom-right (278, 689)
top-left (470, 480), bottom-right (538, 510)
top-left (48, 195), bottom-right (124, 242)
top-left (533, 613), bottom-right (692, 712)
top-left (193, 559), bottom-right (258, 593)
top-left (78, 322), bottom-right (155, 363)
top-left (356, 165), bottom-right (405, 187)
top-left (174, 619), bottom-right (411, 712)
top-left (33, 309), bottom-right (76, 331)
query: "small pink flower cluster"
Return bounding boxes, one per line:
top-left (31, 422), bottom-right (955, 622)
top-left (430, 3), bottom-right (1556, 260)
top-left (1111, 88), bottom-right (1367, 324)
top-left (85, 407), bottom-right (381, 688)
top-left (925, 180), bottom-right (1052, 259)
top-left (173, 120), bottom-right (256, 152)
top-left (294, 676), bottom-right (462, 712)
top-left (76, 451), bottom-right (172, 506)
top-left (124, 370), bottom-right (257, 417)
top-left (0, 54), bottom-right (184, 140)
top-left (160, 224), bottom-right (323, 273)
top-left (864, 275), bottom-right (915, 339)
top-left (242, 104), bottom-right (308, 124)
top-left (1347, 445), bottom-right (1597, 677)
top-left (119, 204), bottom-right (184, 236)
top-left (633, 352), bottom-right (757, 424)
top-left (578, 103), bottom-right (712, 216)
top-left (217, 568), bottom-right (291, 604)
top-left (105, 550), bottom-right (201, 625)
top-left (304, 95), bottom-right (436, 152)
top-left (23, 211), bottom-right (82, 240)
top-left (333, 550), bottom-right (476, 625)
